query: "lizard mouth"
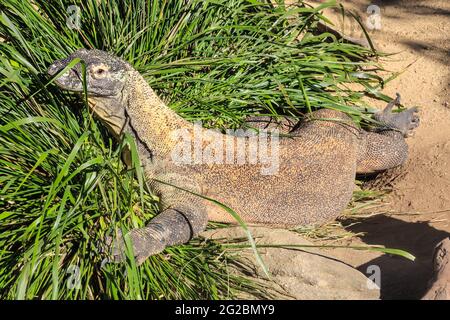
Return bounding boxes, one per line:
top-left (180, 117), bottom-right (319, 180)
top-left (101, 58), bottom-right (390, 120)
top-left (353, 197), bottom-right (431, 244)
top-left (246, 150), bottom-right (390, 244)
top-left (48, 64), bottom-right (85, 92)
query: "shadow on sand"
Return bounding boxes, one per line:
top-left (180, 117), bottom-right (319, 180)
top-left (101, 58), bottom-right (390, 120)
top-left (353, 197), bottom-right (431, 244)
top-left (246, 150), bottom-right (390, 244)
top-left (342, 215), bottom-right (450, 299)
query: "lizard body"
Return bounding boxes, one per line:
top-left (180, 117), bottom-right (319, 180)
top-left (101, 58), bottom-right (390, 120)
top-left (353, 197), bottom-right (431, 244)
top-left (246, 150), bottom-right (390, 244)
top-left (48, 49), bottom-right (419, 263)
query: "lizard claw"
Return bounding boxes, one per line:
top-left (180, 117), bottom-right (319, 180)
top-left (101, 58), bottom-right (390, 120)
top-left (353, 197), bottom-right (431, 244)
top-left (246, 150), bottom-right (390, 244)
top-left (101, 228), bottom-right (165, 265)
top-left (373, 93), bottom-right (420, 137)
top-left (96, 230), bottom-right (122, 265)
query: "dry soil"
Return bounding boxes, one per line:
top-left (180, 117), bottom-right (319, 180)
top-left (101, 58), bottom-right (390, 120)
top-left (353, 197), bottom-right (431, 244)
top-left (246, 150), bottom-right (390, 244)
top-left (307, 0), bottom-right (450, 299)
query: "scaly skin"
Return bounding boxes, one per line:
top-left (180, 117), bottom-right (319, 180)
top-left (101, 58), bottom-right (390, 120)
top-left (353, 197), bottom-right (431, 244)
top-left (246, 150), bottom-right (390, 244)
top-left (48, 49), bottom-right (419, 264)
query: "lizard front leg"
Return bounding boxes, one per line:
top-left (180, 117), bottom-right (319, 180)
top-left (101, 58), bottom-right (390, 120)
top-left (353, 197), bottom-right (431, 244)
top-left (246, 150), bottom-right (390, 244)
top-left (109, 203), bottom-right (208, 265)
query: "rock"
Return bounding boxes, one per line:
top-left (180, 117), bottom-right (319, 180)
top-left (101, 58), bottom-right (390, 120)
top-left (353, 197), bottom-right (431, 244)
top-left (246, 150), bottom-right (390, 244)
top-left (201, 226), bottom-right (380, 300)
top-left (422, 238), bottom-right (450, 300)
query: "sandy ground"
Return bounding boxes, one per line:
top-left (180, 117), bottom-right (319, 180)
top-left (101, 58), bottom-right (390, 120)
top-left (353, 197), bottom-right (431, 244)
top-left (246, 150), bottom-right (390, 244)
top-left (305, 0), bottom-right (450, 299)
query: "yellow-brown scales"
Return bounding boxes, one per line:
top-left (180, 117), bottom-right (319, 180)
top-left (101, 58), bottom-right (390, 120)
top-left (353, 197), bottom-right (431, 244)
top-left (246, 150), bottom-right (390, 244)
top-left (49, 49), bottom-right (419, 263)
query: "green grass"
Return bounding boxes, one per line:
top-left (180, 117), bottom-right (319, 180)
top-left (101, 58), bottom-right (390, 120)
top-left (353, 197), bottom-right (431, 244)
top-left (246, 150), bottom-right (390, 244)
top-left (0, 0), bottom-right (393, 299)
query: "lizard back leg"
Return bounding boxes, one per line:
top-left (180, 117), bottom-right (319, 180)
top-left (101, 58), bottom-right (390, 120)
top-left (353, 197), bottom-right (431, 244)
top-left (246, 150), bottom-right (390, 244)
top-left (357, 96), bottom-right (420, 174)
top-left (357, 131), bottom-right (409, 174)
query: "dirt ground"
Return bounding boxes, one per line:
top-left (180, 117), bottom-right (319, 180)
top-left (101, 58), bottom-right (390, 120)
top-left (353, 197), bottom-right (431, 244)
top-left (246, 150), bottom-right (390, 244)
top-left (305, 0), bottom-right (450, 299)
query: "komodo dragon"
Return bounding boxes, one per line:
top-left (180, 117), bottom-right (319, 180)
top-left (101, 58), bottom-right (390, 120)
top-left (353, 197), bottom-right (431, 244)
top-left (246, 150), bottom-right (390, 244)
top-left (48, 49), bottom-right (419, 264)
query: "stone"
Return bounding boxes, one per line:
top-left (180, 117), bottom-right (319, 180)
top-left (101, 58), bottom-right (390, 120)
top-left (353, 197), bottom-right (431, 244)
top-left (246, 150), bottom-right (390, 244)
top-left (201, 226), bottom-right (380, 300)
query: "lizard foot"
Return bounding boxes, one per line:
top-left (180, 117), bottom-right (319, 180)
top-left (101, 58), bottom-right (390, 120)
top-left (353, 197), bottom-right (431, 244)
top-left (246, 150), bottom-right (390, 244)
top-left (102, 228), bottom-right (165, 265)
top-left (373, 93), bottom-right (420, 137)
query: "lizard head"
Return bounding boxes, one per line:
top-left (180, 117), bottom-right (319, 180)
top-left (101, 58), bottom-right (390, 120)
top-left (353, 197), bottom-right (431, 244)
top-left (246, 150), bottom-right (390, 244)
top-left (48, 48), bottom-right (130, 97)
top-left (48, 49), bottom-right (132, 136)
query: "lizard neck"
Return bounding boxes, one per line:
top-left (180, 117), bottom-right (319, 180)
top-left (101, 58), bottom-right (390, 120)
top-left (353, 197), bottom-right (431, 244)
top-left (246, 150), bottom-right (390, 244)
top-left (123, 70), bottom-right (193, 159)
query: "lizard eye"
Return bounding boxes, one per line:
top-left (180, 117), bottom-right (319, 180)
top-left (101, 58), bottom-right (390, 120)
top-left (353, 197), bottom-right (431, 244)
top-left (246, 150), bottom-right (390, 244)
top-left (91, 65), bottom-right (109, 79)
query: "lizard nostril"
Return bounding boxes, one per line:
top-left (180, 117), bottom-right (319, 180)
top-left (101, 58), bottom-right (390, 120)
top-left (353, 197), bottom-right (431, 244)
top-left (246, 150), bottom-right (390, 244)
top-left (47, 64), bottom-right (59, 76)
